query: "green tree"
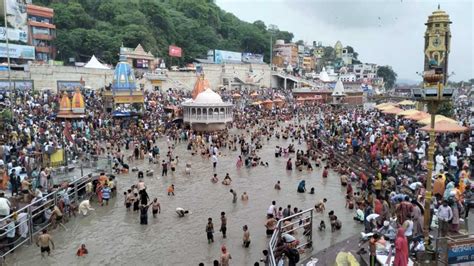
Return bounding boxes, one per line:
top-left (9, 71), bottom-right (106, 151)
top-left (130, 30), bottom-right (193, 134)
top-left (377, 65), bottom-right (398, 90)
top-left (436, 101), bottom-right (454, 117)
top-left (252, 20), bottom-right (266, 32)
top-left (42, 0), bottom-right (298, 65)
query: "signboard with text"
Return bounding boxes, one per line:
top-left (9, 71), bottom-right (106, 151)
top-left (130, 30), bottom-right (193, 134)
top-left (242, 53), bottom-right (264, 63)
top-left (214, 49), bottom-right (241, 64)
top-left (0, 43), bottom-right (34, 59)
top-left (448, 238), bottom-right (474, 265)
top-left (168, 45), bottom-right (182, 57)
top-left (0, 0), bottom-right (29, 43)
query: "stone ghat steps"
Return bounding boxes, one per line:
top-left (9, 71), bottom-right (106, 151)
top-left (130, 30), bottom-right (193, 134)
top-left (315, 140), bottom-right (416, 179)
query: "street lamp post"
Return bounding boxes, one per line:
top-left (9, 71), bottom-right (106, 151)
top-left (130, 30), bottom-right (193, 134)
top-left (413, 69), bottom-right (454, 251)
top-left (268, 24), bottom-right (278, 90)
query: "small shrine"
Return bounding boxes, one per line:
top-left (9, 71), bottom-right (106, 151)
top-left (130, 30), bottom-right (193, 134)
top-left (103, 48), bottom-right (144, 117)
top-left (332, 78), bottom-right (346, 106)
top-left (182, 75), bottom-right (233, 132)
top-left (56, 88), bottom-right (86, 118)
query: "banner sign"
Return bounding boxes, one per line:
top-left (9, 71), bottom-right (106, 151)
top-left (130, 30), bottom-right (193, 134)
top-left (242, 53), bottom-right (264, 63)
top-left (169, 45), bottom-right (182, 57)
top-left (14, 80), bottom-right (33, 90)
top-left (0, 43), bottom-right (34, 59)
top-left (57, 81), bottom-right (83, 93)
top-left (448, 239), bottom-right (474, 264)
top-left (114, 95), bottom-right (144, 104)
top-left (0, 0), bottom-right (29, 43)
top-left (0, 79), bottom-right (33, 91)
top-left (214, 49), bottom-right (241, 64)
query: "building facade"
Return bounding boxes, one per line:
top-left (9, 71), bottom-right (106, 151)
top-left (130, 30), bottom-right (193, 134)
top-left (273, 40), bottom-right (298, 68)
top-left (27, 4), bottom-right (55, 62)
top-left (302, 56), bottom-right (315, 71)
top-left (353, 63), bottom-right (378, 80)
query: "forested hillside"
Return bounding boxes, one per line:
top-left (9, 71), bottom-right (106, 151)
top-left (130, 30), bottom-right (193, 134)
top-left (35, 0), bottom-right (294, 65)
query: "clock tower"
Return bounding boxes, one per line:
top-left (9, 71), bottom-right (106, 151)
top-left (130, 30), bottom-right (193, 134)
top-left (424, 5), bottom-right (452, 85)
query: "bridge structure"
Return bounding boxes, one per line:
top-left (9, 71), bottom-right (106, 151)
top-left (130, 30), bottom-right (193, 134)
top-left (271, 71), bottom-right (320, 90)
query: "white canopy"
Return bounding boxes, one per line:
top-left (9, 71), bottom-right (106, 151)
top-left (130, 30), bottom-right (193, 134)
top-left (84, 55), bottom-right (110, 69)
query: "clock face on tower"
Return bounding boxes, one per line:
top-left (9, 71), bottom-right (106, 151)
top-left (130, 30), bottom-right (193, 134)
top-left (432, 37), bottom-right (441, 47)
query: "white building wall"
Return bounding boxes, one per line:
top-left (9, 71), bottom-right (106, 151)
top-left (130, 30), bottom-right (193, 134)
top-left (0, 63), bottom-right (271, 92)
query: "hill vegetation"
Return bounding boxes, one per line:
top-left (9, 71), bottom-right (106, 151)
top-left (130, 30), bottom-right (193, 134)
top-left (35, 0), bottom-right (294, 65)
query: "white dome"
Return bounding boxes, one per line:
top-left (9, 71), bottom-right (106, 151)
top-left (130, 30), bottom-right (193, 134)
top-left (194, 88), bottom-right (223, 104)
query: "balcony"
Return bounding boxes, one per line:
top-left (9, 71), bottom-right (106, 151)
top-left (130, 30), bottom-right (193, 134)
top-left (28, 20), bottom-right (56, 29)
top-left (32, 33), bottom-right (54, 41)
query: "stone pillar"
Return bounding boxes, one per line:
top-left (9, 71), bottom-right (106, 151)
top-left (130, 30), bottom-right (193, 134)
top-left (284, 78), bottom-right (287, 90)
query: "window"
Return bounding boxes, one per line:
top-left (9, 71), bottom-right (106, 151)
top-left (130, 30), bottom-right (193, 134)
top-left (36, 53), bottom-right (48, 61)
top-left (32, 27), bottom-right (50, 35)
top-left (435, 23), bottom-right (440, 27)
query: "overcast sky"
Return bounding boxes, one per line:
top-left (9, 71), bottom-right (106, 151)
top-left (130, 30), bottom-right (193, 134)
top-left (216, 0), bottom-right (473, 83)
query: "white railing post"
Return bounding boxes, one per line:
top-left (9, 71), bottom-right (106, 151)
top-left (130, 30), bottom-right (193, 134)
top-left (27, 205), bottom-right (34, 244)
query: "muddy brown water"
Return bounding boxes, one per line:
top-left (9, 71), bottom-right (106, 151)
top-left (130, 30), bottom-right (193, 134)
top-left (10, 129), bottom-right (364, 265)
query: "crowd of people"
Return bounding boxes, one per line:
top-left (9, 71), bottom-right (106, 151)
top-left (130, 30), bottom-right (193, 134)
top-left (0, 84), bottom-right (471, 265)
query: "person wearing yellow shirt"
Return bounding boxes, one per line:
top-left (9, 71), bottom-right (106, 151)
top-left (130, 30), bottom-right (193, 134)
top-left (374, 177), bottom-right (382, 196)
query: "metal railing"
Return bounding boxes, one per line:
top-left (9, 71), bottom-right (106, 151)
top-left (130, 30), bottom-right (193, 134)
top-left (268, 208), bottom-right (314, 266)
top-left (0, 173), bottom-right (96, 260)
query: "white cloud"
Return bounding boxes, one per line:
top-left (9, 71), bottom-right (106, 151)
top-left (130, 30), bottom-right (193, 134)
top-left (216, 0), bottom-right (473, 82)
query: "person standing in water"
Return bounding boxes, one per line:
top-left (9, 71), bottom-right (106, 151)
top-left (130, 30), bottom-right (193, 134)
top-left (152, 198), bottom-right (161, 218)
top-left (242, 225), bottom-right (251, 248)
top-left (206, 217), bottom-right (214, 244)
top-left (36, 229), bottom-right (54, 257)
top-left (220, 245), bottom-right (232, 266)
top-left (139, 202), bottom-right (153, 225)
top-left (230, 189), bottom-right (237, 203)
top-left (161, 160), bottom-right (168, 176)
top-left (274, 181), bottom-right (281, 190)
top-left (220, 212), bottom-right (227, 238)
top-left (167, 184), bottom-right (175, 196)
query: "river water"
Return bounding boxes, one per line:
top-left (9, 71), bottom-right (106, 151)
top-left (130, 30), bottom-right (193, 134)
top-left (10, 127), bottom-right (364, 265)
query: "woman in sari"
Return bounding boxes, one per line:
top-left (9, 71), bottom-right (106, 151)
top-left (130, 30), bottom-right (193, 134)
top-left (394, 227), bottom-right (408, 266)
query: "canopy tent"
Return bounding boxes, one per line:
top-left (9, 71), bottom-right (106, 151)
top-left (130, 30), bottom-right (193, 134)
top-left (420, 120), bottom-right (469, 133)
top-left (375, 102), bottom-right (397, 109)
top-left (232, 93), bottom-right (241, 98)
top-left (406, 112), bottom-right (430, 121)
top-left (84, 55), bottom-right (110, 69)
top-left (382, 107), bottom-right (404, 115)
top-left (417, 115), bottom-right (458, 125)
top-left (376, 104), bottom-right (397, 111)
top-left (398, 109), bottom-right (422, 117)
top-left (250, 92), bottom-right (259, 97)
top-left (398, 100), bottom-right (416, 106)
